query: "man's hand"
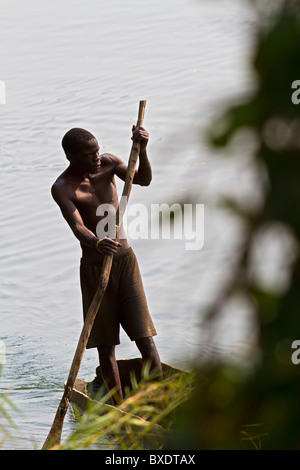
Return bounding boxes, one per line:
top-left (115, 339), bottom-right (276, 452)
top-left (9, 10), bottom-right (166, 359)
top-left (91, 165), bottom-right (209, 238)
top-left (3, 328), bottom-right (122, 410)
top-left (96, 237), bottom-right (121, 255)
top-left (132, 125), bottom-right (149, 150)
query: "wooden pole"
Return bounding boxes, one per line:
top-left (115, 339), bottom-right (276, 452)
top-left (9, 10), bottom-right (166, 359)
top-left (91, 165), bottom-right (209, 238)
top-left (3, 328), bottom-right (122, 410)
top-left (42, 100), bottom-right (147, 450)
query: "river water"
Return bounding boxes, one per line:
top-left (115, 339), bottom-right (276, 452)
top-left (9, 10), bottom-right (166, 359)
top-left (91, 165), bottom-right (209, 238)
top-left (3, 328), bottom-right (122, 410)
top-left (0, 0), bottom-right (255, 449)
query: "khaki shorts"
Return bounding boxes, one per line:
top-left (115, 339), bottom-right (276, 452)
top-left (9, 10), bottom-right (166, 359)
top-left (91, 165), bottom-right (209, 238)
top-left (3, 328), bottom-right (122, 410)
top-left (80, 248), bottom-right (157, 348)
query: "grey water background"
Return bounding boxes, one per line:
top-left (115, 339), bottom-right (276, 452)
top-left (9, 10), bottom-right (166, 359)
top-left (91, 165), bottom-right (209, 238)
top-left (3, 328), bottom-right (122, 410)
top-left (0, 0), bottom-right (262, 449)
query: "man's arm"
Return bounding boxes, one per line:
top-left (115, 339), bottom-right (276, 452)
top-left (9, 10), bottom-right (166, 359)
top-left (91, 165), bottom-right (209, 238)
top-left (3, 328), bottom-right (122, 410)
top-left (114, 126), bottom-right (152, 186)
top-left (51, 183), bottom-right (120, 254)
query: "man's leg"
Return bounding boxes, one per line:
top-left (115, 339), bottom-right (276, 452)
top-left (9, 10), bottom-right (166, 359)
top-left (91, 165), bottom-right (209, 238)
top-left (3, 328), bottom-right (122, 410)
top-left (97, 344), bottom-right (123, 404)
top-left (135, 337), bottom-right (163, 378)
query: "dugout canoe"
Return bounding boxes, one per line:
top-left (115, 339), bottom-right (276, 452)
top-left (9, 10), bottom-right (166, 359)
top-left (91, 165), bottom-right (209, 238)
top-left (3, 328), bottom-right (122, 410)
top-left (69, 358), bottom-right (186, 414)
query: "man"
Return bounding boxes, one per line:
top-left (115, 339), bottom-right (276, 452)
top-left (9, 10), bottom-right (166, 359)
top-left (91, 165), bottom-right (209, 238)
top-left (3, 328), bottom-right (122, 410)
top-left (51, 125), bottom-right (162, 404)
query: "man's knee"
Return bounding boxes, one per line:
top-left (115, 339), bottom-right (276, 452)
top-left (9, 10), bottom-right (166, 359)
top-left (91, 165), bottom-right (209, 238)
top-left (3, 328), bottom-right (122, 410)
top-left (136, 337), bottom-right (161, 363)
top-left (136, 336), bottom-right (155, 354)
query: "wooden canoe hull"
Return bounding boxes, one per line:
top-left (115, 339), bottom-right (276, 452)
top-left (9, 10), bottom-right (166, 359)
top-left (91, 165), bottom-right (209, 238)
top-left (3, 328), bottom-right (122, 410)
top-left (70, 358), bottom-right (185, 413)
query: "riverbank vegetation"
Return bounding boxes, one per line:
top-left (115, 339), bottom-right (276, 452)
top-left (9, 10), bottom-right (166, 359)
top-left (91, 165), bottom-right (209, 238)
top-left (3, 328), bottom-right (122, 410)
top-left (57, 368), bottom-right (196, 450)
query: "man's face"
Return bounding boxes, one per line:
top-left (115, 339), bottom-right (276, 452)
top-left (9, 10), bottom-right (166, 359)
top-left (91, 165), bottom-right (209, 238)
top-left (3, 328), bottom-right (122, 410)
top-left (69, 138), bottom-right (101, 174)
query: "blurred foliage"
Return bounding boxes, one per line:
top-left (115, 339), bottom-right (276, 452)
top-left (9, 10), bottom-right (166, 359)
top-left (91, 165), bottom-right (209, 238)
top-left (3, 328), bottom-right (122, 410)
top-left (58, 370), bottom-right (195, 450)
top-left (167, 1), bottom-right (300, 449)
top-left (0, 378), bottom-right (21, 448)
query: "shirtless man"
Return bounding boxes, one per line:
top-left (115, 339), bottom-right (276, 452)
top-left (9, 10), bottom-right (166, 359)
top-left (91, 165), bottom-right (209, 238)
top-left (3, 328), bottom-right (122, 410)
top-left (51, 125), bottom-right (162, 404)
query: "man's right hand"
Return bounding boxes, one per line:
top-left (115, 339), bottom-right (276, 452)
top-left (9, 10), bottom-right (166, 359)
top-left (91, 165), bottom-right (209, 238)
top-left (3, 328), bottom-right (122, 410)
top-left (96, 237), bottom-right (121, 255)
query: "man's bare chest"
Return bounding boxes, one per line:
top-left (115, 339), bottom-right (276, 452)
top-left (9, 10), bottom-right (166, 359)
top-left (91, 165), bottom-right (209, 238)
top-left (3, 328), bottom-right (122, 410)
top-left (73, 176), bottom-right (117, 211)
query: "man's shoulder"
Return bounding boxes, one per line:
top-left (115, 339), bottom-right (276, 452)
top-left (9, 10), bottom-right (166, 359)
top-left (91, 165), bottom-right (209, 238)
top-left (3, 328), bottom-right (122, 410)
top-left (51, 171), bottom-right (73, 202)
top-left (101, 152), bottom-right (123, 167)
top-left (52, 171), bottom-right (68, 190)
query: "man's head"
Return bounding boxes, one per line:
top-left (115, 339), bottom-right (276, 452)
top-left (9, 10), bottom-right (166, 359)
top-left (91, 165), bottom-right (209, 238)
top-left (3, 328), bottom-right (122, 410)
top-left (62, 128), bottom-right (101, 174)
